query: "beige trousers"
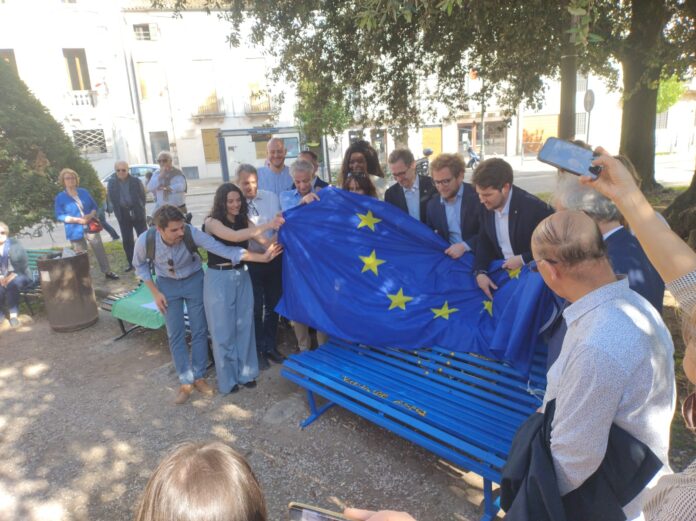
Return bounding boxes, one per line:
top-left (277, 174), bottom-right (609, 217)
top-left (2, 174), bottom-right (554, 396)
top-left (292, 321), bottom-right (328, 351)
top-left (71, 233), bottom-right (111, 274)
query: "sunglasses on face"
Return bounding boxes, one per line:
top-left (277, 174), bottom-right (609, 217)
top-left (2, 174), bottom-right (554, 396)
top-left (116, 169), bottom-right (128, 173)
top-left (529, 258), bottom-right (559, 272)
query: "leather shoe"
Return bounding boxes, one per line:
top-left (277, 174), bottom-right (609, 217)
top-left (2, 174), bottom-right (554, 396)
top-left (243, 380), bottom-right (257, 389)
top-left (228, 384), bottom-right (240, 394)
top-left (193, 378), bottom-right (215, 396)
top-left (175, 384), bottom-right (194, 405)
top-left (105, 271), bottom-right (120, 280)
top-left (124, 265), bottom-right (134, 272)
top-left (266, 350), bottom-right (286, 364)
top-left (258, 355), bottom-right (270, 371)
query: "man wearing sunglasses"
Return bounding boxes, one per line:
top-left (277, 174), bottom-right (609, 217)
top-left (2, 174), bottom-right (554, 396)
top-left (529, 211), bottom-right (674, 520)
top-left (147, 151), bottom-right (188, 214)
top-left (107, 161), bottom-right (148, 272)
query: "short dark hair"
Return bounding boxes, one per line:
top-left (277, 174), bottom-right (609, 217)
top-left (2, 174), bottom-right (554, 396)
top-left (472, 158), bottom-right (513, 189)
top-left (299, 150), bottom-right (318, 162)
top-left (388, 148), bottom-right (415, 166)
top-left (153, 204), bottom-right (185, 229)
top-left (430, 153), bottom-right (465, 178)
top-left (342, 172), bottom-right (377, 198)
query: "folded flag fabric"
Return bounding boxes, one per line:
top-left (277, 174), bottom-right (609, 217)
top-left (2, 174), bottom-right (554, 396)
top-left (276, 187), bottom-right (556, 375)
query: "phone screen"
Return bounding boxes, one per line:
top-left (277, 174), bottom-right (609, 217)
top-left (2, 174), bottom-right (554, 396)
top-left (288, 503), bottom-right (347, 521)
top-left (538, 137), bottom-right (598, 179)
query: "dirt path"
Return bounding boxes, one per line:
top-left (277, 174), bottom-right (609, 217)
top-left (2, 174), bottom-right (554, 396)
top-left (0, 313), bottom-right (486, 521)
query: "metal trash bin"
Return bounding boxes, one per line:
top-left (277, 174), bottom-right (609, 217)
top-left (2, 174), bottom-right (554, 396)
top-left (37, 252), bottom-right (98, 332)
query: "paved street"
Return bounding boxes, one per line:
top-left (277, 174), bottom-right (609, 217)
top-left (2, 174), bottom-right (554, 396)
top-left (20, 153), bottom-right (694, 250)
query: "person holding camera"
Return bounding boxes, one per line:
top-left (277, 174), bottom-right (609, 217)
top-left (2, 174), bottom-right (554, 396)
top-left (108, 161), bottom-right (148, 272)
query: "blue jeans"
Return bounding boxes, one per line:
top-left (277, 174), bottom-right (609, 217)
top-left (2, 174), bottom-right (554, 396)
top-left (0, 274), bottom-right (30, 315)
top-left (157, 269), bottom-right (209, 385)
top-left (204, 267), bottom-right (258, 393)
top-left (248, 257), bottom-right (282, 355)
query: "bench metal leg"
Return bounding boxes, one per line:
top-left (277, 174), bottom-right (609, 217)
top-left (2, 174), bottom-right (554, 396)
top-left (480, 478), bottom-right (499, 521)
top-left (114, 319), bottom-right (144, 341)
top-left (300, 390), bottom-right (335, 429)
top-left (22, 293), bottom-right (35, 316)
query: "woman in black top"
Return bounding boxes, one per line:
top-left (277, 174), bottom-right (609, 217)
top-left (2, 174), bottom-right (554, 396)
top-left (202, 183), bottom-right (281, 394)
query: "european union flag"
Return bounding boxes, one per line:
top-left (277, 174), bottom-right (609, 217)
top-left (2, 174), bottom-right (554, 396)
top-left (276, 187), bottom-right (555, 375)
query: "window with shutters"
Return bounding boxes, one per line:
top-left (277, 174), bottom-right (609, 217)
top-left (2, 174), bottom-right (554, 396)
top-left (201, 128), bottom-right (220, 163)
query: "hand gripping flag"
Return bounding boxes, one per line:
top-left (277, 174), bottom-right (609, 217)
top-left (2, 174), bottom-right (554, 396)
top-left (276, 187), bottom-right (556, 375)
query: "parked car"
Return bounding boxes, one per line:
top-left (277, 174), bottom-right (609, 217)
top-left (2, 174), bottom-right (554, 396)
top-left (101, 164), bottom-right (158, 202)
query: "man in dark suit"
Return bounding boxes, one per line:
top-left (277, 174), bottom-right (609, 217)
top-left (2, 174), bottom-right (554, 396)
top-left (385, 148), bottom-right (436, 223)
top-left (297, 150), bottom-right (329, 189)
top-left (472, 158), bottom-right (554, 298)
top-left (108, 161), bottom-right (148, 271)
top-left (425, 153), bottom-right (481, 259)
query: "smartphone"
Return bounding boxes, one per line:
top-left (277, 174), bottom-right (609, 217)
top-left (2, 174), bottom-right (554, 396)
top-left (288, 502), bottom-right (349, 521)
top-left (538, 137), bottom-right (600, 179)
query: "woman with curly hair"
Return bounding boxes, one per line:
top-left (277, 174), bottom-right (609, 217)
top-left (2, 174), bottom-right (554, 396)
top-left (202, 183), bottom-right (282, 394)
top-left (338, 140), bottom-right (386, 198)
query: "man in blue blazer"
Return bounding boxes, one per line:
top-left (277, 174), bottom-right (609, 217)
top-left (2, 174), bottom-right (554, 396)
top-left (425, 153), bottom-right (482, 259)
top-left (472, 158), bottom-right (554, 298)
top-left (384, 148), bottom-right (437, 223)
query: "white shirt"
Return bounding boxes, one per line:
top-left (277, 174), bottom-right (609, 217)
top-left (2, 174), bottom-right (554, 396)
top-left (402, 176), bottom-right (420, 220)
top-left (247, 189), bottom-right (280, 253)
top-left (494, 187), bottom-right (514, 259)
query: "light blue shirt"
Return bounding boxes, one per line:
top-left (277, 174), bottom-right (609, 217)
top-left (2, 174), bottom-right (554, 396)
top-left (442, 184), bottom-right (467, 246)
top-left (257, 165), bottom-right (292, 196)
top-left (279, 188), bottom-right (307, 211)
top-left (133, 225), bottom-right (245, 281)
top-left (543, 278), bottom-right (674, 518)
top-left (247, 189), bottom-right (281, 253)
top-left (403, 176), bottom-right (420, 220)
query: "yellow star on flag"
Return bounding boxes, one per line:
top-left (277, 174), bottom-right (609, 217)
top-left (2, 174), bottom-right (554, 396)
top-left (356, 210), bottom-right (382, 231)
top-left (359, 250), bottom-right (386, 276)
top-left (387, 288), bottom-right (414, 311)
top-left (431, 301), bottom-right (459, 320)
top-left (507, 267), bottom-right (521, 279)
top-left (483, 300), bottom-right (493, 316)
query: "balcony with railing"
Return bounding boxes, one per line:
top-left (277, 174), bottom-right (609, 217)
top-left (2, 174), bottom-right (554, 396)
top-left (69, 90), bottom-right (98, 108)
top-left (244, 93), bottom-right (272, 115)
top-left (192, 92), bottom-right (225, 120)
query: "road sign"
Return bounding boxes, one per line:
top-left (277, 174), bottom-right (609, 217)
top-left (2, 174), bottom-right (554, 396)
top-left (584, 89), bottom-right (595, 113)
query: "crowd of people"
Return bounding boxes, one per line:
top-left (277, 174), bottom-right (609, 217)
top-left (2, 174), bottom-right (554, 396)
top-left (1, 136), bottom-right (694, 521)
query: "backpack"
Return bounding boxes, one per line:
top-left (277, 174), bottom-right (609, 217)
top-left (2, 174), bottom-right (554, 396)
top-left (145, 224), bottom-right (198, 278)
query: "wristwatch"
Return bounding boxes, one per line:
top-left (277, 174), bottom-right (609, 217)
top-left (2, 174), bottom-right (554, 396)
top-left (473, 269), bottom-right (488, 277)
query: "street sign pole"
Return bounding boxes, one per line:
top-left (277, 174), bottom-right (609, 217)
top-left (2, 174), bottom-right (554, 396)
top-left (584, 89), bottom-right (595, 144)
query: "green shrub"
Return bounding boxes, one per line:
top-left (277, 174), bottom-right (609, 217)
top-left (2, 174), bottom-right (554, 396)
top-left (0, 59), bottom-right (103, 235)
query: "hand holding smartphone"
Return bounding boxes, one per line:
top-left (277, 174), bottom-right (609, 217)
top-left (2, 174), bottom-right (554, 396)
top-left (537, 137), bottom-right (601, 179)
top-left (289, 502), bottom-right (348, 521)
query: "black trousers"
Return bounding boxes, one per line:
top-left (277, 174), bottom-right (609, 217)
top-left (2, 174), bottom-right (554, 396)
top-left (248, 256), bottom-right (283, 355)
top-left (116, 209), bottom-right (147, 267)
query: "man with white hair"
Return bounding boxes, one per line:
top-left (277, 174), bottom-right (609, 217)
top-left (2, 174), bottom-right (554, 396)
top-left (278, 159), bottom-right (327, 351)
top-left (530, 211), bottom-right (674, 520)
top-left (107, 160), bottom-right (147, 271)
top-left (147, 151), bottom-right (188, 213)
top-left (257, 138), bottom-right (293, 196)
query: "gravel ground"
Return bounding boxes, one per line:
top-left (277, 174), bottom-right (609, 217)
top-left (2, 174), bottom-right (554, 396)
top-left (0, 313), bottom-right (490, 521)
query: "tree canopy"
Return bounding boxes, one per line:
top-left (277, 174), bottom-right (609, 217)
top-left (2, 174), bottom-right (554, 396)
top-left (157, 0), bottom-right (694, 187)
top-left (0, 59), bottom-right (103, 235)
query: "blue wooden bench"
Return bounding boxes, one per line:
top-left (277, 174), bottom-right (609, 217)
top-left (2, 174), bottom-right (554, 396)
top-left (281, 338), bottom-right (547, 521)
top-left (19, 249), bottom-right (56, 315)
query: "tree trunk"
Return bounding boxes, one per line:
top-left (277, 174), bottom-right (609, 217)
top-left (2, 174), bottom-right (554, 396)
top-left (558, 14), bottom-right (577, 140)
top-left (664, 168), bottom-right (696, 243)
top-left (618, 0), bottom-right (669, 190)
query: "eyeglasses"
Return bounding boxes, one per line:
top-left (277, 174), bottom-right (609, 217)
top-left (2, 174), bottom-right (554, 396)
top-left (433, 177), bottom-right (455, 186)
top-left (167, 259), bottom-right (175, 274)
top-left (157, 159), bottom-right (170, 164)
top-left (391, 169), bottom-right (410, 179)
top-left (116, 169), bottom-right (128, 172)
top-left (683, 389), bottom-right (696, 434)
top-left (529, 258), bottom-right (559, 272)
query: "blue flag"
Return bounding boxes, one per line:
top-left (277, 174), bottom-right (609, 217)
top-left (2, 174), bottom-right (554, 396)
top-left (276, 187), bottom-right (555, 375)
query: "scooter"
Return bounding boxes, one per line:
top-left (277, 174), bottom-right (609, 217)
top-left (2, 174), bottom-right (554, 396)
top-left (466, 145), bottom-right (480, 171)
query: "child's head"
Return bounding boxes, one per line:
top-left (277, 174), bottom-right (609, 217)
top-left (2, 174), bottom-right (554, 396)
top-left (134, 442), bottom-right (267, 521)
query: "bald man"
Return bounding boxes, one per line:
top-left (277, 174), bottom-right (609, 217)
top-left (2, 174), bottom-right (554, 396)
top-left (257, 138), bottom-right (293, 196)
top-left (107, 161), bottom-right (147, 270)
top-left (531, 211), bottom-right (674, 519)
